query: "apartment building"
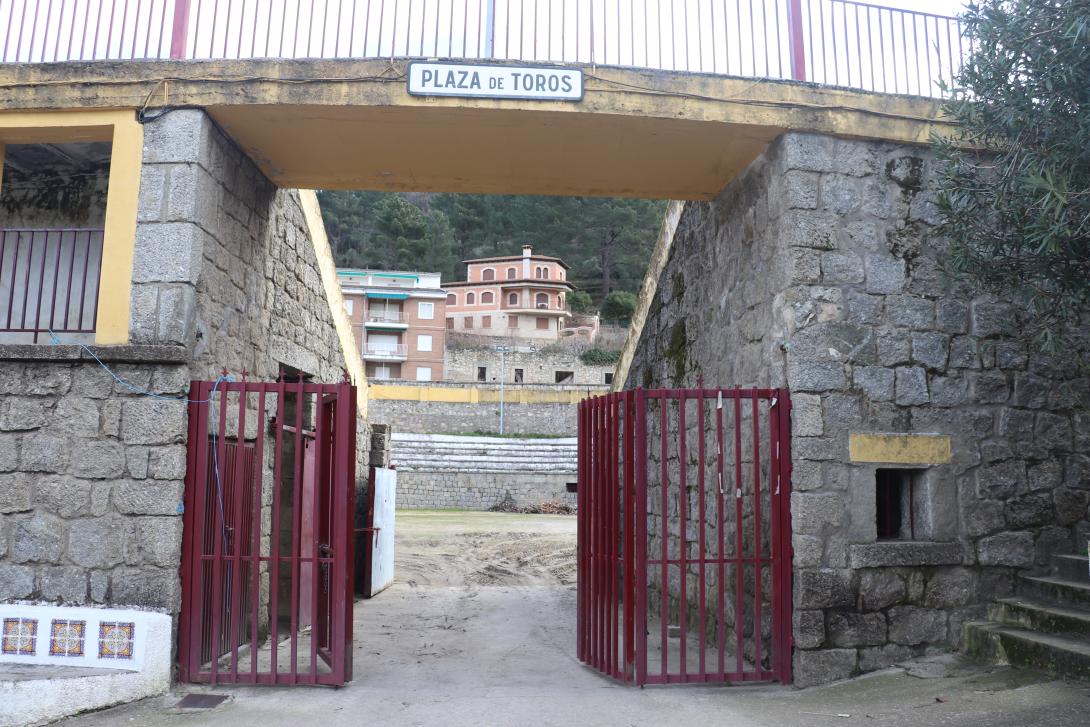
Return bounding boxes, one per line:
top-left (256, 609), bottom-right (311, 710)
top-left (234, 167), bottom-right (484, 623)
top-left (338, 268), bottom-right (447, 381)
top-left (444, 245), bottom-right (573, 340)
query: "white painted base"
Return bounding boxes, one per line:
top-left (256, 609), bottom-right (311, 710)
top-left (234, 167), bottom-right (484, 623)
top-left (0, 607), bottom-right (171, 727)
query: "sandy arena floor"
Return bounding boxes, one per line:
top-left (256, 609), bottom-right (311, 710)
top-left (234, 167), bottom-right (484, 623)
top-left (59, 510), bottom-right (1090, 727)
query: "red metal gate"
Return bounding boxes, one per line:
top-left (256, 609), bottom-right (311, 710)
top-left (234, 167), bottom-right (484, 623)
top-left (179, 378), bottom-right (357, 685)
top-left (577, 387), bottom-right (793, 685)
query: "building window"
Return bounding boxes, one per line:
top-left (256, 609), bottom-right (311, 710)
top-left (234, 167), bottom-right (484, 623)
top-left (483, 268), bottom-right (495, 281)
top-left (481, 291), bottom-right (494, 304)
top-left (514, 368), bottom-right (524, 383)
top-left (508, 315), bottom-right (519, 328)
top-left (536, 317), bottom-right (549, 330)
top-left (447, 293), bottom-right (457, 305)
top-left (876, 469), bottom-right (920, 540)
top-left (467, 292), bottom-right (476, 305)
top-left (604, 372), bottom-right (614, 385)
top-left (507, 267), bottom-right (517, 280)
top-left (535, 266), bottom-right (543, 279)
top-left (508, 292), bottom-right (518, 305)
top-left (542, 267), bottom-right (550, 280)
top-left (535, 293), bottom-right (549, 308)
top-left (446, 317), bottom-right (454, 329)
top-left (464, 317), bottom-right (474, 329)
top-left (415, 366), bottom-right (432, 382)
top-left (344, 299), bottom-right (354, 315)
top-left (373, 364), bottom-right (393, 380)
top-left (482, 315), bottom-right (492, 328)
top-left (418, 301), bottom-right (434, 320)
top-left (477, 366), bottom-right (487, 382)
top-left (417, 334), bottom-right (433, 352)
top-left (555, 371), bottom-right (574, 383)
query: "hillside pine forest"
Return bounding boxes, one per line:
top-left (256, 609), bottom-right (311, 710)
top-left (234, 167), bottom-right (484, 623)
top-left (318, 191), bottom-right (667, 305)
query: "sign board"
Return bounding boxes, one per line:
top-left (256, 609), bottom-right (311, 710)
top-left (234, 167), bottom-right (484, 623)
top-left (408, 61), bottom-right (583, 101)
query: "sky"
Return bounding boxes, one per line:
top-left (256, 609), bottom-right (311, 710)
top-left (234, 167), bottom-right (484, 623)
top-left (1, 0), bottom-right (972, 96)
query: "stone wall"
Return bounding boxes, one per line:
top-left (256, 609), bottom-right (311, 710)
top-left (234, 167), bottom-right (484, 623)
top-left (445, 343), bottom-right (616, 385)
top-left (625, 132), bottom-right (1090, 686)
top-left (396, 471), bottom-right (577, 510)
top-left (135, 110), bottom-right (347, 384)
top-left (0, 348), bottom-right (189, 610)
top-left (0, 109), bottom-right (364, 617)
top-left (369, 383), bottom-right (608, 435)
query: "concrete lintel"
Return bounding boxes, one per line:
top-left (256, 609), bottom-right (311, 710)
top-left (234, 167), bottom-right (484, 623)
top-left (0, 343), bottom-right (189, 364)
top-left (849, 541), bottom-right (963, 569)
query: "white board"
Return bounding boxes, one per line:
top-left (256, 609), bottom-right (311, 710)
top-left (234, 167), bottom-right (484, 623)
top-left (369, 467), bottom-right (397, 596)
top-left (407, 61), bottom-right (583, 101)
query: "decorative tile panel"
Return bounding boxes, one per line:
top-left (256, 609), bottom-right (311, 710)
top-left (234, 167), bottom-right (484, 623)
top-left (2, 618), bottom-right (38, 656)
top-left (98, 621), bottom-right (135, 660)
top-left (49, 619), bottom-right (87, 657)
top-left (0, 604), bottom-right (156, 671)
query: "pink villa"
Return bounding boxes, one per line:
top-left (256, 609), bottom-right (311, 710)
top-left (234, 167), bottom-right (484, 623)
top-left (444, 245), bottom-right (575, 341)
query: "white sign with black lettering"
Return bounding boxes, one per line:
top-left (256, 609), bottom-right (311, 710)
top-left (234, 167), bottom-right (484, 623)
top-left (407, 62), bottom-right (583, 101)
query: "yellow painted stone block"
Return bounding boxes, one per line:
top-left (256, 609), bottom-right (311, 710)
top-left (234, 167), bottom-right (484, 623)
top-left (848, 434), bottom-right (952, 465)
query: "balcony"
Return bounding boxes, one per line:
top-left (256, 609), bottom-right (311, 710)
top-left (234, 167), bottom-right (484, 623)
top-left (365, 311), bottom-right (407, 328)
top-left (501, 300), bottom-right (571, 316)
top-left (0, 229), bottom-right (104, 344)
top-left (363, 343), bottom-right (408, 361)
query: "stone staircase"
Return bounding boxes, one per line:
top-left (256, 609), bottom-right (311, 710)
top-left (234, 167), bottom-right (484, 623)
top-left (390, 433), bottom-right (577, 474)
top-left (964, 553), bottom-right (1090, 680)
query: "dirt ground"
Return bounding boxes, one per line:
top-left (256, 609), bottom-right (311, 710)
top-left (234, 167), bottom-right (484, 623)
top-left (60, 511), bottom-right (1090, 727)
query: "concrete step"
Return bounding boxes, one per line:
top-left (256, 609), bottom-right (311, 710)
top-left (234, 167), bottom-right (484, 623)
top-left (392, 455), bottom-right (574, 466)
top-left (392, 434), bottom-right (576, 446)
top-left (1018, 575), bottom-right (1090, 611)
top-left (990, 597), bottom-right (1090, 639)
top-left (1052, 554), bottom-right (1090, 583)
top-left (963, 621), bottom-right (1090, 680)
top-left (392, 446), bottom-right (575, 456)
top-left (396, 464), bottom-right (577, 474)
top-left (392, 445), bottom-right (577, 456)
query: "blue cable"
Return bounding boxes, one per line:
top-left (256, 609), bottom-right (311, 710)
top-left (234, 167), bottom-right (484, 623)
top-left (47, 329), bottom-right (233, 550)
top-left (47, 328), bottom-right (223, 403)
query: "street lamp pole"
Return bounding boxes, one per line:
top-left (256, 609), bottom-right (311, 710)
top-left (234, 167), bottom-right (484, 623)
top-left (498, 345), bottom-right (507, 435)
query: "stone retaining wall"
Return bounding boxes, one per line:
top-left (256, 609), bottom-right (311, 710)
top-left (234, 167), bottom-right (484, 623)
top-left (368, 384), bottom-right (606, 435)
top-left (397, 471), bottom-right (577, 510)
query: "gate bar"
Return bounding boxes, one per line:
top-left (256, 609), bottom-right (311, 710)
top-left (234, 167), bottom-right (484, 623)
top-left (229, 382), bottom-right (249, 680)
top-left (250, 386), bottom-right (267, 677)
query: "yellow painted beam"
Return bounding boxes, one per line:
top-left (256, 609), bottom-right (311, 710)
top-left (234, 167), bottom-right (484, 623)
top-left (297, 190), bottom-right (369, 416)
top-left (849, 434), bottom-right (952, 465)
top-left (0, 60), bottom-right (952, 201)
top-left (0, 110), bottom-right (142, 345)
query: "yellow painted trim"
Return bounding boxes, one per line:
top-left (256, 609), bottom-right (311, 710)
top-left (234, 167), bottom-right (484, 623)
top-left (368, 384), bottom-right (600, 405)
top-left (0, 110), bottom-right (142, 345)
top-left (849, 434), bottom-right (952, 465)
top-left (297, 189), bottom-right (369, 417)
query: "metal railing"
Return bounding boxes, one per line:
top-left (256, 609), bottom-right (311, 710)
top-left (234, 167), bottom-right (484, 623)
top-left (365, 310), bottom-right (405, 324)
top-left (363, 342), bottom-right (408, 357)
top-left (1, 0), bottom-right (965, 98)
top-left (0, 228), bottom-right (104, 343)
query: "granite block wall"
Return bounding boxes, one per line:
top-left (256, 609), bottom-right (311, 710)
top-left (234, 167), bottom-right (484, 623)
top-left (625, 131), bottom-right (1090, 685)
